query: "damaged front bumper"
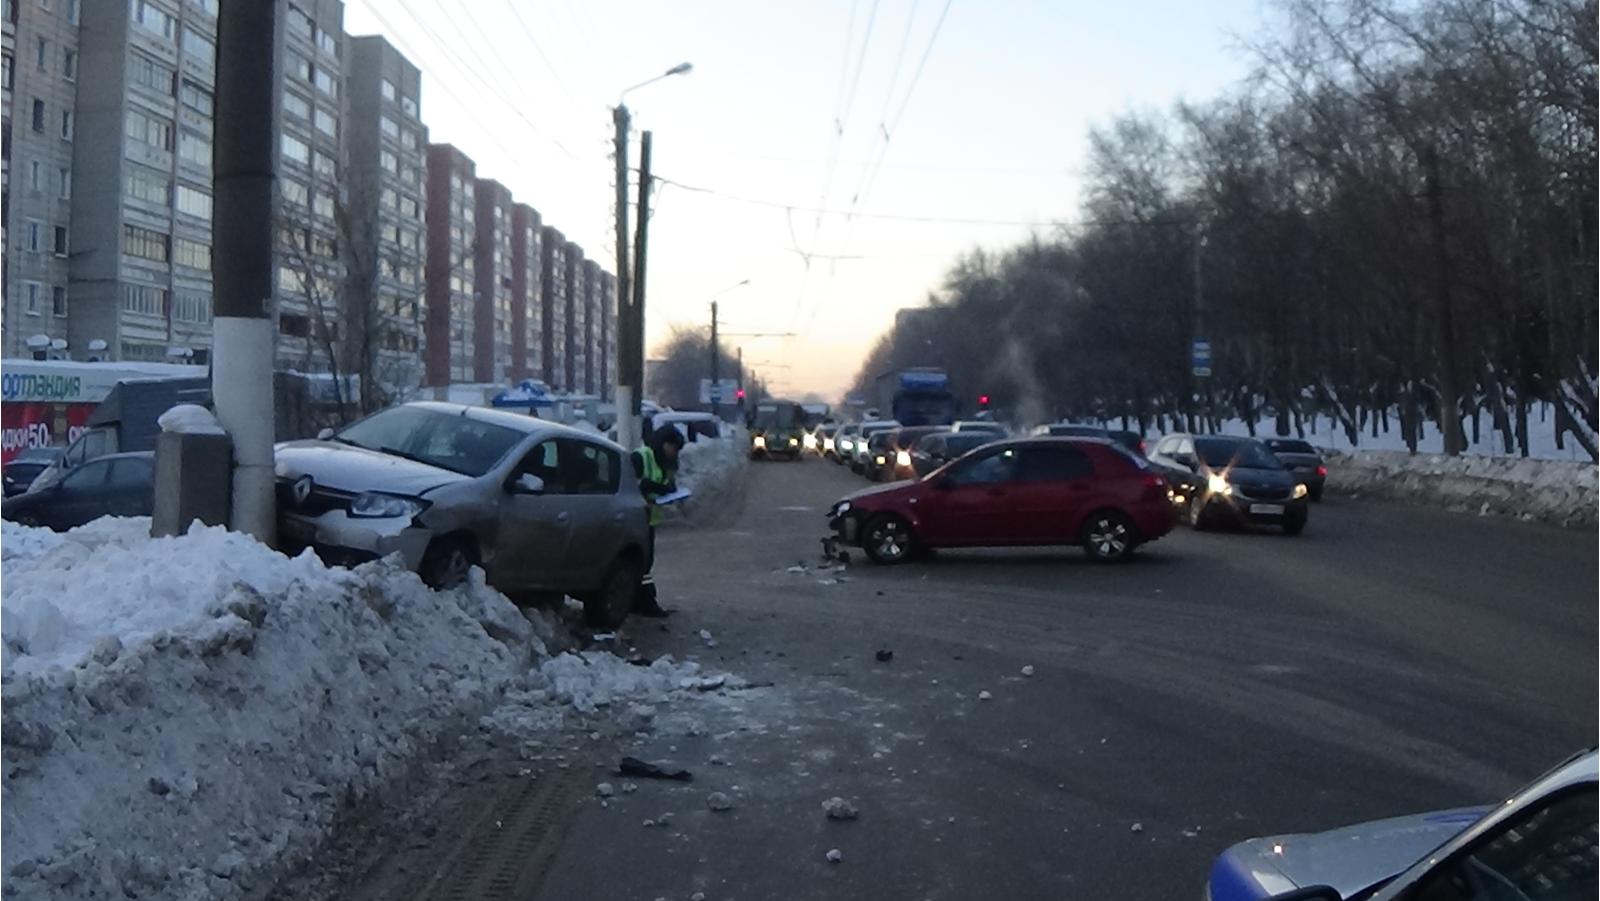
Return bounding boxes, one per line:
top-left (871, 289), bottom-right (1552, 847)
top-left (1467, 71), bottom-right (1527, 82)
top-left (826, 501), bottom-right (860, 545)
top-left (278, 509), bottom-right (433, 570)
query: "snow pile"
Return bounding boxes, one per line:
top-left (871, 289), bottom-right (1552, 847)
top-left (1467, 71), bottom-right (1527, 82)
top-left (0, 519), bottom-right (549, 900)
top-left (538, 650), bottom-right (735, 714)
top-left (1327, 450), bottom-right (1598, 527)
top-left (668, 428), bottom-right (748, 520)
top-left (157, 403), bottom-right (225, 436)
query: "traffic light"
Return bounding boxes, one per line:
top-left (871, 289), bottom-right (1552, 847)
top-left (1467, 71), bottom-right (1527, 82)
top-left (736, 388), bottom-right (746, 399)
top-left (978, 394), bottom-right (990, 410)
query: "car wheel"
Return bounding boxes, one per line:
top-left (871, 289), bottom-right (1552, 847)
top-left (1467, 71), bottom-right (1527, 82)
top-left (584, 556), bottom-right (641, 629)
top-left (1081, 510), bottom-right (1138, 562)
top-left (1282, 516), bottom-right (1306, 537)
top-left (862, 514), bottom-right (916, 566)
top-left (1186, 495), bottom-right (1210, 531)
top-left (1310, 485), bottom-right (1324, 502)
top-left (420, 537), bottom-right (477, 590)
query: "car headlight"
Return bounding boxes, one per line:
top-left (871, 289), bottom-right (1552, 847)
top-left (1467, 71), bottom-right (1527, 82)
top-left (753, 435), bottom-right (767, 449)
top-left (1293, 483), bottom-right (1309, 499)
top-left (824, 437), bottom-right (835, 451)
top-left (833, 500), bottom-right (851, 517)
top-left (349, 492), bottom-right (427, 519)
top-left (803, 433), bottom-right (818, 449)
top-left (896, 450), bottom-right (911, 467)
top-left (875, 455), bottom-right (886, 465)
top-left (1206, 472), bottom-right (1233, 496)
top-left (789, 436), bottom-right (800, 446)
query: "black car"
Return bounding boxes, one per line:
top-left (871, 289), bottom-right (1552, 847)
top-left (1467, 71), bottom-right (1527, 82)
top-left (1148, 434), bottom-right (1308, 535)
top-left (3, 446), bottom-right (63, 497)
top-left (861, 429), bottom-right (901, 481)
top-left (1, 451), bottom-right (155, 531)
top-left (908, 430), bottom-right (1002, 477)
top-left (1107, 430), bottom-right (1146, 456)
top-left (1263, 437), bottom-right (1326, 500)
top-left (870, 425), bottom-right (945, 481)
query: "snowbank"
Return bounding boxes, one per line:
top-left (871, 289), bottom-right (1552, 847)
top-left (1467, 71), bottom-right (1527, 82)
top-left (667, 429), bottom-right (748, 521)
top-left (1, 519), bottom-right (548, 900)
top-left (1204, 403), bottom-right (1596, 462)
top-left (157, 403), bottom-right (225, 436)
top-left (1326, 450), bottom-right (1598, 528)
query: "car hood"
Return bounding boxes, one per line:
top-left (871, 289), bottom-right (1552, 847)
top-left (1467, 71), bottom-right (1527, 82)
top-left (839, 480), bottom-right (920, 505)
top-left (1207, 806), bottom-right (1488, 901)
top-left (1212, 465), bottom-right (1298, 492)
top-left (1275, 453), bottom-right (1323, 468)
top-left (274, 441), bottom-right (473, 497)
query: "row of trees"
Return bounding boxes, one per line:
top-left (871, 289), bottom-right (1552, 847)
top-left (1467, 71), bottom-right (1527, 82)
top-left (852, 0), bottom-right (1597, 458)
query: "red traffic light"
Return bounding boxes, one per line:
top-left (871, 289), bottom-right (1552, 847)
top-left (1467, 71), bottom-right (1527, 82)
top-left (978, 394), bottom-right (990, 408)
top-left (736, 388), bottom-right (746, 399)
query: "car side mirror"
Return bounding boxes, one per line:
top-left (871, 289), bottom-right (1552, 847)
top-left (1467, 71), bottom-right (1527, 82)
top-left (509, 473), bottom-right (545, 495)
top-left (316, 427), bottom-right (335, 441)
top-left (1266, 888), bottom-right (1342, 901)
top-left (1171, 453), bottom-right (1195, 469)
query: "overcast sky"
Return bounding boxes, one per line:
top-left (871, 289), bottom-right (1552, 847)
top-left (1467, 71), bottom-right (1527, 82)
top-left (343, 0), bottom-right (1266, 400)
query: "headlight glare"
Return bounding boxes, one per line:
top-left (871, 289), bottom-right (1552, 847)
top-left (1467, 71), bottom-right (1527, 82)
top-left (896, 450), bottom-right (912, 467)
top-left (1206, 472), bottom-right (1233, 496)
top-left (349, 492), bottom-right (426, 519)
top-left (1293, 483), bottom-right (1309, 499)
top-left (753, 435), bottom-right (767, 449)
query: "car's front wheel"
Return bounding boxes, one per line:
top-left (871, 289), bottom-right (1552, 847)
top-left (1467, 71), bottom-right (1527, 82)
top-left (862, 514), bottom-right (916, 565)
top-left (1081, 510), bottom-right (1138, 562)
top-left (420, 537), bottom-right (478, 589)
top-left (584, 556), bottom-right (642, 629)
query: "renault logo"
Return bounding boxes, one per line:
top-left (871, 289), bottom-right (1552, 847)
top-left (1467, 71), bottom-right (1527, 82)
top-left (291, 475), bottom-right (314, 507)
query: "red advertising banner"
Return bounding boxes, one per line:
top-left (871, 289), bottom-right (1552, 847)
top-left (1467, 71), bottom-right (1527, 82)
top-left (1, 403), bottom-right (94, 464)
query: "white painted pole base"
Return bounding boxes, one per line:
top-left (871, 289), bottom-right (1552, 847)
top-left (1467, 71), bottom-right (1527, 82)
top-left (615, 386), bottom-right (637, 451)
top-left (212, 316), bottom-right (276, 542)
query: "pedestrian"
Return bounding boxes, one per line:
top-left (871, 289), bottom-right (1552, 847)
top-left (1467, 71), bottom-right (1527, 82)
top-left (631, 424), bottom-right (684, 617)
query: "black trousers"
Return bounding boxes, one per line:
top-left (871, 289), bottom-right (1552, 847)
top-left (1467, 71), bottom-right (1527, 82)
top-left (635, 525), bottom-right (659, 609)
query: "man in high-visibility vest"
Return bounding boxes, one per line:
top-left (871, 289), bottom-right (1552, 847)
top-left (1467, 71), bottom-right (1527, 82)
top-left (631, 424), bottom-right (684, 616)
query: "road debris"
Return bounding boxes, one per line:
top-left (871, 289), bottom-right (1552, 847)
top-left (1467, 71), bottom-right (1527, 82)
top-left (1130, 822), bottom-right (1145, 833)
top-left (621, 782), bottom-right (639, 794)
top-left (698, 629), bottom-right (717, 648)
top-left (786, 564), bottom-right (808, 574)
top-left (595, 782), bottom-right (615, 798)
top-left (825, 848), bottom-right (843, 863)
top-left (619, 756), bottom-right (694, 782)
top-left (875, 649), bottom-right (894, 663)
top-left (978, 690), bottom-right (993, 701)
top-left (1021, 665), bottom-right (1035, 677)
top-left (822, 797), bottom-right (859, 821)
top-left (692, 893), bottom-right (707, 901)
top-left (706, 792), bottom-right (734, 812)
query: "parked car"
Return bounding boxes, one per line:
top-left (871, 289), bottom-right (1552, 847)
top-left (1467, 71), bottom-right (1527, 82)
top-left (828, 438), bottom-right (1174, 564)
top-left (867, 425), bottom-right (946, 481)
top-left (1263, 437), bottom-right (1328, 501)
top-left (908, 430), bottom-right (1003, 477)
top-left (273, 402), bottom-right (651, 628)
top-left (849, 420), bottom-right (901, 473)
top-left (1205, 748), bottom-right (1596, 901)
top-left (815, 423), bottom-right (841, 460)
top-left (1148, 434), bottom-right (1309, 535)
top-left (3, 446), bottom-right (64, 497)
top-left (1, 451), bottom-right (155, 531)
top-left (650, 411), bottom-right (722, 443)
top-left (950, 420), bottom-right (1008, 437)
top-left (1032, 423), bottom-right (1109, 438)
top-left (1107, 430), bottom-right (1147, 456)
top-left (861, 429), bottom-right (899, 481)
top-left (833, 424), bottom-right (863, 465)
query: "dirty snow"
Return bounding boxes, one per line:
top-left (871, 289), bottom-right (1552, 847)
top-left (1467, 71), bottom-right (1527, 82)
top-left (157, 403), bottom-right (226, 436)
top-left (1326, 450), bottom-right (1597, 527)
top-left (666, 430), bottom-right (748, 520)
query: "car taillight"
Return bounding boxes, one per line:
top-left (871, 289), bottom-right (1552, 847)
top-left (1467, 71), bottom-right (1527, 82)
top-left (1141, 472), bottom-right (1167, 499)
top-left (1316, 465), bottom-right (1327, 477)
top-left (1137, 440), bottom-right (1146, 455)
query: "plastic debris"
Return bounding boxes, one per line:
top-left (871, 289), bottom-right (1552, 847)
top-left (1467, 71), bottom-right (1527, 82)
top-left (1020, 665), bottom-right (1035, 677)
top-left (1131, 822), bottom-right (1144, 833)
top-left (596, 782), bottom-right (615, 798)
top-left (978, 690), bottom-right (993, 701)
top-left (822, 797), bottom-right (859, 821)
top-left (825, 848), bottom-right (843, 863)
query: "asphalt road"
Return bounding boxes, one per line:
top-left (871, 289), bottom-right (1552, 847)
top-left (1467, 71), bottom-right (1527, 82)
top-left (528, 454), bottom-right (1596, 901)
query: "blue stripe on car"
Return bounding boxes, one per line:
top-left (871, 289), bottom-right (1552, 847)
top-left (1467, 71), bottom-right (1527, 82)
top-left (1207, 849), bottom-right (1273, 901)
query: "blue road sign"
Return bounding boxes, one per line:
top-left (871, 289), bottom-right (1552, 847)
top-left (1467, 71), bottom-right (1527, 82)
top-left (1192, 339), bottom-right (1212, 377)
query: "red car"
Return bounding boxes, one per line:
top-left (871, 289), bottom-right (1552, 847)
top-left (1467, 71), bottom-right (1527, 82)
top-left (827, 438), bottom-right (1174, 564)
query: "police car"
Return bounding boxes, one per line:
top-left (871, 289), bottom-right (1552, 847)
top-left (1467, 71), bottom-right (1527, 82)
top-left (1205, 749), bottom-right (1596, 901)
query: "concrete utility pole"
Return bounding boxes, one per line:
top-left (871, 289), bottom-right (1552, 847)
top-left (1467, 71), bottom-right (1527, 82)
top-left (630, 130), bottom-right (654, 429)
top-left (213, 0), bottom-right (279, 541)
top-left (612, 104), bottom-right (634, 451)
top-left (709, 300), bottom-right (719, 416)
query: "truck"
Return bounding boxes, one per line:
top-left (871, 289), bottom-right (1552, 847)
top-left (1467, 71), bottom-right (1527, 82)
top-left (873, 368), bottom-right (956, 427)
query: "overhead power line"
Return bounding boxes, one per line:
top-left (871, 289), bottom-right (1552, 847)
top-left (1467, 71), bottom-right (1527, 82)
top-left (654, 175), bottom-right (1069, 227)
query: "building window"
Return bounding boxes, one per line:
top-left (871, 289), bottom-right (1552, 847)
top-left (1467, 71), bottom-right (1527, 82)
top-left (401, 129), bottom-right (417, 151)
top-left (313, 107), bottom-right (336, 138)
top-left (181, 27), bottom-right (215, 64)
top-left (24, 282), bottom-right (42, 315)
top-left (62, 47), bottom-right (75, 80)
top-left (121, 283), bottom-right (169, 316)
top-left (123, 224), bottom-right (171, 262)
top-left (401, 95), bottom-right (418, 117)
top-left (312, 191), bottom-right (334, 218)
top-left (278, 265), bottom-right (305, 296)
top-left (53, 226), bottom-right (68, 256)
top-left (124, 165), bottom-right (171, 204)
top-left (190, 0), bottom-right (215, 16)
top-left (131, 0), bottom-right (176, 39)
top-left (312, 67), bottom-right (335, 98)
top-left (31, 98), bottom-right (45, 132)
top-left (178, 130), bottom-right (210, 168)
top-left (400, 196), bottom-right (419, 219)
top-left (175, 184), bottom-right (212, 220)
top-left (58, 167), bottom-right (70, 198)
top-left (52, 286), bottom-right (67, 317)
top-left (380, 149), bottom-right (398, 173)
top-left (173, 290), bottom-right (211, 323)
top-left (279, 313), bottom-right (310, 338)
top-left (380, 78), bottom-right (396, 101)
top-left (281, 133), bottom-right (310, 166)
top-left (126, 107), bottom-right (175, 150)
top-left (381, 188), bottom-right (396, 210)
top-left (173, 237), bottom-right (210, 270)
top-left (282, 90), bottom-right (310, 120)
top-left (35, 37), bottom-right (47, 70)
top-left (60, 110), bottom-right (73, 140)
top-left (399, 230), bottom-right (417, 250)
top-left (287, 52), bottom-right (310, 82)
top-left (129, 52), bottom-right (176, 94)
top-left (29, 160), bottom-right (41, 191)
top-left (312, 150), bottom-right (335, 179)
top-left (281, 178), bottom-right (309, 207)
top-left (380, 115), bottom-right (399, 139)
top-left (68, 0), bottom-right (79, 23)
top-left (287, 4), bottom-right (311, 36)
top-left (3, 52), bottom-right (13, 90)
top-left (25, 220), bottom-right (43, 251)
top-left (180, 80), bottom-right (213, 115)
top-left (315, 28), bottom-right (336, 56)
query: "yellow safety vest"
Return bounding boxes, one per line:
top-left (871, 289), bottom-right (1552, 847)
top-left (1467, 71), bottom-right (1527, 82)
top-left (638, 445), bottom-right (668, 526)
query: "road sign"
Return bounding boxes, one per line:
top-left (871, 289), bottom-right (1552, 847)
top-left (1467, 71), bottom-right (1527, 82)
top-left (1192, 339), bottom-right (1212, 378)
top-left (699, 378), bottom-right (741, 404)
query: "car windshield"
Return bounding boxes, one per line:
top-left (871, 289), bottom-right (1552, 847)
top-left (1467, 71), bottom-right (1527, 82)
top-left (754, 404), bottom-right (797, 430)
top-left (11, 447), bottom-right (61, 465)
top-left (1196, 438), bottom-right (1283, 470)
top-left (1267, 439), bottom-right (1316, 454)
top-left (336, 406), bottom-right (525, 477)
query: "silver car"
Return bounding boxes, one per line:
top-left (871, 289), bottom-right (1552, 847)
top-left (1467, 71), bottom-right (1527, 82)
top-left (273, 402), bottom-right (650, 627)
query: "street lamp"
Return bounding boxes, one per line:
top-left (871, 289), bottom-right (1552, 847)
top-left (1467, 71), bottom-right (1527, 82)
top-left (614, 61), bottom-right (693, 453)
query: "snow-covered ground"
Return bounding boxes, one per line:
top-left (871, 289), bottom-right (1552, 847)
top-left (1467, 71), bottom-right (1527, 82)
top-left (1325, 450), bottom-right (1597, 527)
top-left (0, 518), bottom-right (759, 900)
top-left (1202, 403), bottom-right (1596, 462)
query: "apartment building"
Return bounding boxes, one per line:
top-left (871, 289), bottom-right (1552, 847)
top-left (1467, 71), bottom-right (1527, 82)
top-left (579, 258), bottom-right (599, 394)
top-left (599, 271), bottom-right (616, 400)
top-left (424, 143), bottom-right (475, 386)
top-left (472, 178), bottom-right (512, 384)
top-left (538, 226), bottom-right (567, 390)
top-left (510, 203), bottom-right (541, 382)
top-left (343, 33), bottom-right (424, 395)
top-left (562, 240), bottom-right (584, 395)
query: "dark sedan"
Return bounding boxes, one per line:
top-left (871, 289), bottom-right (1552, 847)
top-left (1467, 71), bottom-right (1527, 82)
top-left (909, 430), bottom-right (1002, 477)
top-left (1148, 434), bottom-right (1309, 535)
top-left (3, 446), bottom-right (63, 497)
top-left (870, 425), bottom-right (946, 481)
top-left (1, 451), bottom-right (155, 531)
top-left (1263, 437), bottom-right (1327, 500)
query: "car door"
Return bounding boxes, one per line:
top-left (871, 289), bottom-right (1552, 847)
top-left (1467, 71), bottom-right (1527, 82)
top-left (45, 458), bottom-right (113, 530)
top-left (494, 439), bottom-right (576, 590)
top-left (555, 438), bottom-right (627, 590)
top-left (918, 446), bottom-right (1020, 546)
top-left (1152, 436), bottom-right (1199, 496)
top-left (104, 457), bottom-right (155, 517)
top-left (1011, 445), bottom-right (1095, 544)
